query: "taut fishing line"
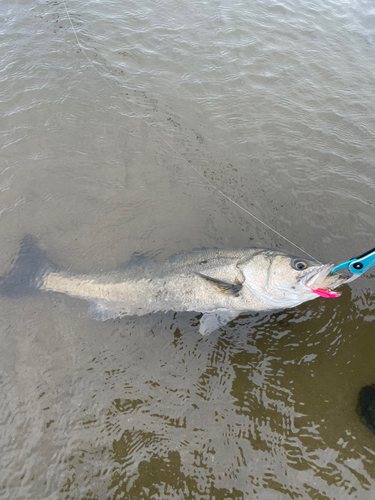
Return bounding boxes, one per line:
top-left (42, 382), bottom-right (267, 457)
top-left (62, 0), bottom-right (320, 263)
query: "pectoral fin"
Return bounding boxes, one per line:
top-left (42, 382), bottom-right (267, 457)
top-left (199, 310), bottom-right (239, 336)
top-left (196, 272), bottom-right (243, 297)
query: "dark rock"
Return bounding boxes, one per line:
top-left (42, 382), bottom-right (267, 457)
top-left (358, 384), bottom-right (375, 434)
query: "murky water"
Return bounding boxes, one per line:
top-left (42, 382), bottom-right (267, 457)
top-left (1, 0), bottom-right (375, 498)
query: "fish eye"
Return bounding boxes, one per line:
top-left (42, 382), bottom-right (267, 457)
top-left (293, 260), bottom-right (308, 271)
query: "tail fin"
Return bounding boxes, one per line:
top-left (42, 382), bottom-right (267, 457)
top-left (0, 236), bottom-right (54, 297)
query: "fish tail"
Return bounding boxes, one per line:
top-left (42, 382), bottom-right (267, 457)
top-left (0, 236), bottom-right (54, 297)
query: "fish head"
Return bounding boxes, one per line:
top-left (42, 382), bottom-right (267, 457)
top-left (238, 250), bottom-right (347, 309)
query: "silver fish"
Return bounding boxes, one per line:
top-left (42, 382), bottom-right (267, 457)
top-left (1, 236), bottom-right (348, 335)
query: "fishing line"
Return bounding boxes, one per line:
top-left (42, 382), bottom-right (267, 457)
top-left (62, 0), bottom-right (321, 264)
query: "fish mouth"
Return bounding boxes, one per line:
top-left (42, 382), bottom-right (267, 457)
top-left (301, 264), bottom-right (349, 298)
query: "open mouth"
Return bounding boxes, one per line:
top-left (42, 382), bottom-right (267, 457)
top-left (301, 264), bottom-right (349, 298)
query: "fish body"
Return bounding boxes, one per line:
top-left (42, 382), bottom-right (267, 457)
top-left (1, 237), bottom-right (347, 334)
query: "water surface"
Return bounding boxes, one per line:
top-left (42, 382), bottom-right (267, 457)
top-left (1, 0), bottom-right (375, 498)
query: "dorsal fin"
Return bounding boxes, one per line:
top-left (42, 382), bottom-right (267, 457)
top-left (195, 272), bottom-right (243, 297)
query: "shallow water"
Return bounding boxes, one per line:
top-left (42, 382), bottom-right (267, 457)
top-left (1, 0), bottom-right (375, 498)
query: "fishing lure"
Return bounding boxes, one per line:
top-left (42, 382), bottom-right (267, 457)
top-left (331, 247), bottom-right (375, 283)
top-left (311, 247), bottom-right (375, 299)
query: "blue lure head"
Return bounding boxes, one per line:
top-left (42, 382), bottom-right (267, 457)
top-left (331, 247), bottom-right (375, 283)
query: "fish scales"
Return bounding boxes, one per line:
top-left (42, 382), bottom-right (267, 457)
top-left (0, 237), bottom-right (348, 335)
